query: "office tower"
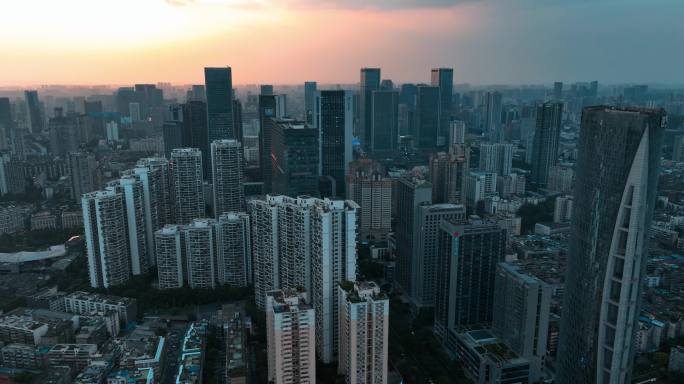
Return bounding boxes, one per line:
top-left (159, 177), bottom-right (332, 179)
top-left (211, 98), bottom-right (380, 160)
top-left (479, 143), bottom-right (512, 176)
top-left (380, 79), bottom-right (394, 90)
top-left (182, 100), bottom-right (210, 180)
top-left (260, 84), bottom-right (274, 95)
top-left (304, 81), bottom-right (317, 125)
top-left (338, 281), bottom-right (389, 384)
top-left (483, 91), bottom-right (503, 142)
top-left (171, 148), bottom-right (205, 224)
top-left (266, 289), bottom-right (316, 384)
top-left (48, 108), bottom-right (80, 157)
top-left (155, 225), bottom-right (184, 289)
top-left (82, 190), bottom-right (130, 289)
top-left (430, 146), bottom-right (469, 205)
top-left (399, 83), bottom-right (417, 136)
top-left (0, 154), bottom-right (25, 195)
top-left (370, 89), bottom-right (399, 153)
top-left (184, 218), bottom-right (217, 289)
top-left (530, 102), bottom-right (563, 188)
top-left (434, 220), bottom-right (506, 355)
top-left (258, 95), bottom-right (277, 191)
top-left (250, 195), bottom-right (358, 363)
top-left (465, 171), bottom-right (497, 211)
top-left (83, 100), bottom-right (104, 140)
top-left (136, 157), bottom-right (174, 227)
top-left (216, 212), bottom-right (252, 287)
top-left (410, 204), bottom-right (466, 308)
top-left (346, 160), bottom-right (392, 242)
top-left (189, 84), bottom-right (206, 101)
top-left (431, 68), bottom-right (454, 141)
top-left (233, 98), bottom-right (243, 143)
top-left (360, 68), bottom-right (381, 147)
top-left (496, 172), bottom-right (526, 198)
top-left (162, 121), bottom-right (184, 159)
top-left (129, 102), bottom-right (142, 121)
top-left (673, 135), bottom-right (684, 162)
top-left (399, 83), bottom-right (417, 109)
top-left (68, 152), bottom-right (99, 203)
top-left (547, 164), bottom-right (575, 194)
top-left (556, 107), bottom-right (665, 384)
top-left (0, 98), bottom-right (11, 150)
top-left (275, 94), bottom-right (287, 119)
top-left (270, 120), bottom-right (320, 197)
top-left (415, 85), bottom-right (440, 149)
top-left (553, 195), bottom-right (573, 223)
top-left (553, 82), bottom-right (563, 100)
top-left (108, 176), bottom-right (149, 276)
top-left (315, 90), bottom-right (353, 197)
top-left (211, 139), bottom-right (245, 217)
top-left (204, 67), bottom-right (235, 144)
top-left (24, 90), bottom-right (43, 134)
top-left (450, 120), bottom-right (466, 146)
top-left (394, 177), bottom-right (432, 294)
top-left (133, 83), bottom-right (165, 125)
top-left (492, 262), bottom-right (552, 382)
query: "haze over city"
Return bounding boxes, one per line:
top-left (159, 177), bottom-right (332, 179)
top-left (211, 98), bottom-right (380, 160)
top-left (2, 0), bottom-right (684, 86)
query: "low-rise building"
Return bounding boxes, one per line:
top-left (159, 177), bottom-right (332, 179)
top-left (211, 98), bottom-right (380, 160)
top-left (31, 211), bottom-right (58, 230)
top-left (0, 315), bottom-right (49, 345)
top-left (0, 343), bottom-right (41, 368)
top-left (455, 329), bottom-right (531, 384)
top-left (64, 291), bottom-right (136, 325)
top-left (46, 343), bottom-right (99, 374)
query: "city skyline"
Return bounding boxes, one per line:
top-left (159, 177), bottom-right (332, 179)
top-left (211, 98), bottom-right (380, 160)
top-left (2, 0), bottom-right (684, 86)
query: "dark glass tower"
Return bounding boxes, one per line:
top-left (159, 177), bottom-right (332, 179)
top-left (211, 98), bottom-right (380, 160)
top-left (530, 101), bottom-right (563, 188)
top-left (24, 90), bottom-right (43, 134)
top-left (431, 68), bottom-right (454, 142)
top-left (315, 90), bottom-right (353, 197)
top-left (270, 120), bottom-right (320, 197)
top-left (258, 95), bottom-right (277, 192)
top-left (415, 85), bottom-right (440, 149)
top-left (304, 81), bottom-right (317, 125)
top-left (204, 67), bottom-right (235, 143)
top-left (556, 106), bottom-right (665, 384)
top-left (183, 101), bottom-right (209, 180)
top-left (360, 68), bottom-right (381, 148)
top-left (370, 89), bottom-right (399, 153)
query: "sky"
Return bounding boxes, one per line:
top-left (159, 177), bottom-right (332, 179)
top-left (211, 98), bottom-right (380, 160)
top-left (1, 0), bottom-right (683, 86)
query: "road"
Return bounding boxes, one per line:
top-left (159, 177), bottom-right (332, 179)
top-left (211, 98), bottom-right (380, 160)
top-left (159, 325), bottom-right (187, 384)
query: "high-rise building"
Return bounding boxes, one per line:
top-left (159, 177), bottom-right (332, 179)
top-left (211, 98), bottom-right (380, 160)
top-left (304, 81), bottom-right (317, 125)
top-left (258, 95), bottom-right (277, 191)
top-left (250, 195), bottom-right (358, 363)
top-left (233, 98), bottom-right (243, 143)
top-left (266, 289), bottom-right (316, 384)
top-left (553, 82), bottom-right (563, 100)
top-left (464, 171), bottom-right (497, 211)
top-left (430, 146), bottom-right (469, 205)
top-left (338, 281), bottom-right (389, 384)
top-left (24, 90), bottom-right (43, 134)
top-left (0, 98), bottom-right (12, 150)
top-left (483, 91), bottom-right (503, 142)
top-left (410, 204), bottom-right (466, 308)
top-left (492, 262), bottom-right (552, 382)
top-left (394, 177), bottom-right (432, 295)
top-left (370, 89), bottom-right (399, 153)
top-left (449, 120), bottom-right (466, 146)
top-left (216, 212), bottom-right (252, 287)
top-left (672, 134), bottom-right (684, 162)
top-left (315, 90), bottom-right (353, 197)
top-left (135, 157), bottom-right (174, 227)
top-left (68, 152), bottom-right (99, 203)
top-left (530, 102), bottom-right (563, 188)
top-left (270, 120), bottom-right (320, 197)
top-left (204, 67), bottom-right (235, 146)
top-left (553, 195), bottom-right (573, 223)
top-left (260, 84), bottom-right (274, 95)
top-left (431, 68), bottom-right (454, 141)
top-left (184, 218), bottom-right (217, 289)
top-left (360, 68), bottom-right (381, 148)
top-left (556, 107), bottom-right (665, 384)
top-left (547, 164), bottom-right (575, 194)
top-left (479, 143), bottom-right (512, 176)
top-left (171, 148), bottom-right (205, 224)
top-left (211, 139), bottom-right (245, 217)
top-left (496, 172), bottom-right (526, 198)
top-left (108, 176), bottom-right (149, 276)
top-left (346, 160), bottom-right (392, 242)
top-left (415, 85), bottom-right (440, 149)
top-left (82, 190), bottom-right (130, 289)
top-left (434, 220), bottom-right (506, 356)
top-left (48, 108), bottom-right (80, 157)
top-left (275, 94), bottom-right (287, 119)
top-left (183, 100), bottom-right (210, 180)
top-left (155, 225), bottom-right (184, 289)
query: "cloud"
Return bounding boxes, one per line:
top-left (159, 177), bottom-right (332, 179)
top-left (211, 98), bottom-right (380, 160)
top-left (164, 0), bottom-right (474, 10)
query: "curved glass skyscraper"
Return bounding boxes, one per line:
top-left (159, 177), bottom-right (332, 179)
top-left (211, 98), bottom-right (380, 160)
top-left (557, 106), bottom-right (665, 384)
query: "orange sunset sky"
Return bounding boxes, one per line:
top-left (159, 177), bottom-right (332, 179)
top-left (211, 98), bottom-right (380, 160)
top-left (1, 0), bottom-right (683, 86)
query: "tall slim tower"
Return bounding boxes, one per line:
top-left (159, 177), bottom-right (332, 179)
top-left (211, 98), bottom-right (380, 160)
top-left (415, 85), bottom-right (440, 149)
top-left (431, 68), bottom-right (454, 141)
top-left (108, 176), bottom-right (149, 276)
top-left (530, 102), bottom-right (563, 188)
top-left (360, 68), bottom-right (381, 148)
top-left (211, 139), bottom-right (245, 217)
top-left (304, 81), bottom-right (317, 125)
top-left (68, 152), bottom-right (99, 203)
top-left (171, 148), bottom-right (205, 224)
top-left (155, 225), bottom-right (185, 289)
top-left (315, 90), bottom-right (353, 197)
top-left (204, 67), bottom-right (235, 143)
top-left (82, 190), bottom-right (130, 289)
top-left (184, 218), bottom-right (217, 289)
top-left (216, 212), bottom-right (252, 287)
top-left (24, 90), bottom-right (43, 134)
top-left (258, 95), bottom-right (277, 191)
top-left (370, 89), bottom-right (399, 153)
top-left (556, 107), bottom-right (665, 384)
top-left (483, 91), bottom-right (503, 142)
